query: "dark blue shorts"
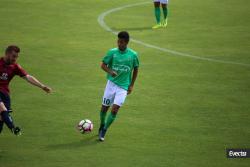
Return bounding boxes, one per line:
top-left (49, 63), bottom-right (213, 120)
top-left (0, 92), bottom-right (11, 112)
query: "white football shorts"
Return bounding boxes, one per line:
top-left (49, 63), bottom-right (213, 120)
top-left (102, 80), bottom-right (127, 107)
top-left (154, 0), bottom-right (169, 4)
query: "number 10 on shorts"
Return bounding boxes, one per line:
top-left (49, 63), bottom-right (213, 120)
top-left (103, 98), bottom-right (111, 106)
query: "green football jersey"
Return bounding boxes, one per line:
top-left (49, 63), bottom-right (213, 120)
top-left (102, 48), bottom-right (139, 90)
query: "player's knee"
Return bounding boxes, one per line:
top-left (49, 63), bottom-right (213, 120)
top-left (0, 103), bottom-right (7, 113)
top-left (111, 105), bottom-right (120, 115)
top-left (154, 2), bottom-right (160, 7)
top-left (111, 110), bottom-right (116, 115)
top-left (101, 105), bottom-right (109, 112)
top-left (0, 110), bottom-right (6, 114)
top-left (111, 110), bottom-right (118, 116)
top-left (161, 4), bottom-right (167, 8)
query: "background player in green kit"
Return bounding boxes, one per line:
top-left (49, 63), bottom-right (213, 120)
top-left (152, 0), bottom-right (169, 29)
top-left (98, 31), bottom-right (139, 141)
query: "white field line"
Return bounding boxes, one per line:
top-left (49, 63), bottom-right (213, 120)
top-left (97, 1), bottom-right (250, 67)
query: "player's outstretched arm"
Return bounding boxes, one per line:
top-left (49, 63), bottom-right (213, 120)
top-left (23, 75), bottom-right (52, 93)
top-left (127, 67), bottom-right (138, 95)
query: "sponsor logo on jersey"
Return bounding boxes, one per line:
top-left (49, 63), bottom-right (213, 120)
top-left (112, 64), bottom-right (131, 73)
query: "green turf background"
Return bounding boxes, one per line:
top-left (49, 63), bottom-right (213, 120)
top-left (0, 0), bottom-right (249, 166)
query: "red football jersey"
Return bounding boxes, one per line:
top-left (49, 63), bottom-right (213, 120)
top-left (0, 57), bottom-right (28, 94)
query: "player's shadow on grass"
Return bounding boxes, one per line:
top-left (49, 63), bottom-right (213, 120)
top-left (45, 135), bottom-right (100, 150)
top-left (112, 26), bottom-right (152, 31)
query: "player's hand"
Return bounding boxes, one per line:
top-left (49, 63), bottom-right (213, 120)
top-left (110, 71), bottom-right (118, 77)
top-left (42, 86), bottom-right (52, 93)
top-left (127, 85), bottom-right (133, 95)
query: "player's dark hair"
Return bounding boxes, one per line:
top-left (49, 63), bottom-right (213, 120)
top-left (118, 31), bottom-right (129, 42)
top-left (5, 45), bottom-right (20, 54)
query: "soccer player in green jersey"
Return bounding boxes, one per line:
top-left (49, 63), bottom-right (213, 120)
top-left (98, 31), bottom-right (139, 141)
top-left (152, 0), bottom-right (169, 29)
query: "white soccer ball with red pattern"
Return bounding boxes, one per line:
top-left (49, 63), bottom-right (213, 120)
top-left (77, 119), bottom-right (93, 133)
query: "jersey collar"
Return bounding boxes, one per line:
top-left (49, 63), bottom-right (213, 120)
top-left (118, 48), bottom-right (128, 54)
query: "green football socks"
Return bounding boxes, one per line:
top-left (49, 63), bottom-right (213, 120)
top-left (100, 111), bottom-right (107, 126)
top-left (154, 7), bottom-right (161, 24)
top-left (104, 112), bottom-right (117, 130)
top-left (162, 7), bottom-right (168, 19)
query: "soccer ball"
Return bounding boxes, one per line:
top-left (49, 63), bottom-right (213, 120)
top-left (77, 119), bottom-right (93, 134)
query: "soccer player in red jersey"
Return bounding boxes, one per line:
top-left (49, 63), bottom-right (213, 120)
top-left (0, 45), bottom-right (52, 135)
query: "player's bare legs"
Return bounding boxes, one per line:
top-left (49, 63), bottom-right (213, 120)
top-left (0, 102), bottom-right (20, 135)
top-left (0, 102), bottom-right (11, 133)
top-left (111, 104), bottom-right (120, 114)
top-left (154, 2), bottom-right (160, 9)
top-left (101, 105), bottom-right (109, 112)
top-left (0, 102), bottom-right (8, 114)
